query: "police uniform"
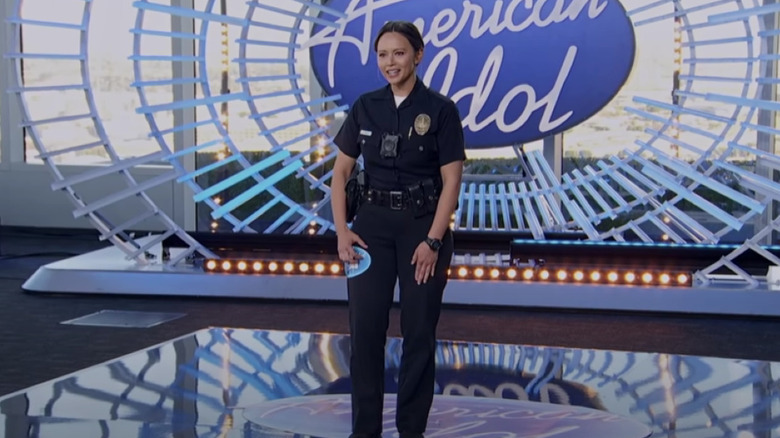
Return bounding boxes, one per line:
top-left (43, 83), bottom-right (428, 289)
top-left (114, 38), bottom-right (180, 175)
top-left (334, 77), bottom-right (466, 438)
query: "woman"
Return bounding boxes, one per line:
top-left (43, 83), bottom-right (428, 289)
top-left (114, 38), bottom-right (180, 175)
top-left (330, 20), bottom-right (466, 438)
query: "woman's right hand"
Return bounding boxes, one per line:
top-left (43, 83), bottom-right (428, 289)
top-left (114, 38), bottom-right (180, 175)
top-left (337, 229), bottom-right (368, 262)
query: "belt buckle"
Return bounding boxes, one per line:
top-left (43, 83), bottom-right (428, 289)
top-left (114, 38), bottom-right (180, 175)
top-left (389, 191), bottom-right (404, 210)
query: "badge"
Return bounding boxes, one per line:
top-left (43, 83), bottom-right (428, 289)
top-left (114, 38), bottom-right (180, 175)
top-left (414, 113), bottom-right (431, 136)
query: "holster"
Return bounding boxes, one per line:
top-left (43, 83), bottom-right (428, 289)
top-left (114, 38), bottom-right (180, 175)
top-left (345, 169), bottom-right (367, 222)
top-left (406, 177), bottom-right (440, 218)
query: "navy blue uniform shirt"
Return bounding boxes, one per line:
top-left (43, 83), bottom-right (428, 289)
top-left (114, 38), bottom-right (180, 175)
top-left (334, 78), bottom-right (466, 191)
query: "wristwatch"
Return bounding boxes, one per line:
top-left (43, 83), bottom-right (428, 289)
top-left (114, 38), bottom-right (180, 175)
top-left (424, 237), bottom-right (442, 251)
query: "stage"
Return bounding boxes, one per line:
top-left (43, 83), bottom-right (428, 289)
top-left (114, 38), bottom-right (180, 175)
top-left (0, 326), bottom-right (776, 437)
top-left (3, 228), bottom-right (780, 437)
top-left (20, 235), bottom-right (780, 317)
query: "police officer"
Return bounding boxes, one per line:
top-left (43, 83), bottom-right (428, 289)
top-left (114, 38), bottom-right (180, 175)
top-left (330, 20), bottom-right (466, 438)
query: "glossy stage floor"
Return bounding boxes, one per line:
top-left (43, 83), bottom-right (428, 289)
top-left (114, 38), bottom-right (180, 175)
top-left (0, 327), bottom-right (776, 438)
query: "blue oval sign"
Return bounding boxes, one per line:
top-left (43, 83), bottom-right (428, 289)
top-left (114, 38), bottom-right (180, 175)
top-left (306, 0), bottom-right (636, 149)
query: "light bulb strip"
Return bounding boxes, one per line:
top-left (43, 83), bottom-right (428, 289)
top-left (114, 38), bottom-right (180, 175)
top-left (202, 259), bottom-right (692, 287)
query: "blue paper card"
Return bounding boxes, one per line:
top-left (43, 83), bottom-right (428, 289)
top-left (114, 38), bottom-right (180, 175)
top-left (344, 246), bottom-right (371, 278)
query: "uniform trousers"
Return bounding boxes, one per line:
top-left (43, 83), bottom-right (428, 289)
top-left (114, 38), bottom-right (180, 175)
top-left (347, 201), bottom-right (454, 438)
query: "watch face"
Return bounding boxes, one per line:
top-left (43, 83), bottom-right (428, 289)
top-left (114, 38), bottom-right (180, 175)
top-left (427, 238), bottom-right (442, 250)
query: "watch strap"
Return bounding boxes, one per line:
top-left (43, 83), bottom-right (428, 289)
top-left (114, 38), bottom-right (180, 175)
top-left (425, 237), bottom-right (442, 251)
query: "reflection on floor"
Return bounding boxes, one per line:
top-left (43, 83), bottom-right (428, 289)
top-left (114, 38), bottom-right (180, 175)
top-left (0, 328), bottom-right (776, 437)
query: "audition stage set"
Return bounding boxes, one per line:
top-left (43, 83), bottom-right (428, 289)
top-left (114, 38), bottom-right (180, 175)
top-left (2, 0), bottom-right (780, 436)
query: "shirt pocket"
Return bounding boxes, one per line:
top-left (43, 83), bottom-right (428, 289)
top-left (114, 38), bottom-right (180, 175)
top-left (411, 134), bottom-right (437, 159)
top-left (358, 129), bottom-right (380, 159)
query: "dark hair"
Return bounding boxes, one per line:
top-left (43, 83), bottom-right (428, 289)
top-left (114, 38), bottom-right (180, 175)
top-left (373, 20), bottom-right (424, 53)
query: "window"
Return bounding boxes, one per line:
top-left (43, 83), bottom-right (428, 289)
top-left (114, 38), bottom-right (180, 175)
top-left (563, 16), bottom-right (676, 160)
top-left (21, 0), bottom-right (172, 165)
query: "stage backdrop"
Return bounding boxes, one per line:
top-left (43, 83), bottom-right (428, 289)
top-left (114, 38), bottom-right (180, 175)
top-left (5, 0), bottom-right (780, 287)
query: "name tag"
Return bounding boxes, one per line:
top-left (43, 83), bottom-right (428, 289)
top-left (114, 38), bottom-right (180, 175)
top-left (359, 130), bottom-right (372, 136)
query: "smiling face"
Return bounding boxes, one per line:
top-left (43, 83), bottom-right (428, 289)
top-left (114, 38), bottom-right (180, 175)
top-left (376, 31), bottom-right (423, 95)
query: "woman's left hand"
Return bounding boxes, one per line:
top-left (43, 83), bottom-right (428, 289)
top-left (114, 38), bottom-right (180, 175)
top-left (411, 242), bottom-right (439, 285)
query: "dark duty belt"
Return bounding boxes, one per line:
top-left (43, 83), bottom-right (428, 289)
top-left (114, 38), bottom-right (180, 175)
top-left (365, 187), bottom-right (411, 210)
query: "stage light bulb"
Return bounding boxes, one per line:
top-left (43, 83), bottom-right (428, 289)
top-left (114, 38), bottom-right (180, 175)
top-left (490, 268), bottom-right (500, 279)
top-left (217, 152), bottom-right (226, 160)
top-left (659, 273), bottom-right (671, 284)
top-left (474, 268), bottom-right (485, 278)
top-left (539, 270), bottom-right (550, 280)
top-left (330, 263), bottom-right (341, 274)
top-left (458, 267), bottom-right (468, 278)
top-left (607, 271), bottom-right (618, 283)
top-left (523, 269), bottom-right (534, 280)
top-left (221, 261), bottom-right (232, 271)
top-left (677, 273), bottom-right (689, 284)
top-left (573, 271), bottom-right (584, 281)
top-left (308, 228), bottom-right (315, 235)
top-left (590, 271), bottom-right (601, 282)
top-left (316, 117), bottom-right (328, 127)
top-left (237, 261), bottom-right (247, 271)
top-left (556, 270), bottom-right (567, 281)
top-left (661, 234), bottom-right (669, 241)
top-left (206, 260), bottom-right (217, 270)
top-left (210, 221), bottom-right (218, 229)
top-left (642, 272), bottom-right (653, 283)
top-left (253, 262), bottom-right (262, 271)
top-left (625, 272), bottom-right (636, 283)
top-left (299, 263), bottom-right (309, 273)
top-left (283, 262), bottom-right (294, 273)
top-left (268, 262), bottom-right (278, 272)
top-left (506, 268), bottom-right (517, 279)
top-left (314, 263), bottom-right (325, 273)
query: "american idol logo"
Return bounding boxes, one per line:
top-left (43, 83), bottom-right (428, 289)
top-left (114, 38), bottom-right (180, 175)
top-left (306, 0), bottom-right (636, 149)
